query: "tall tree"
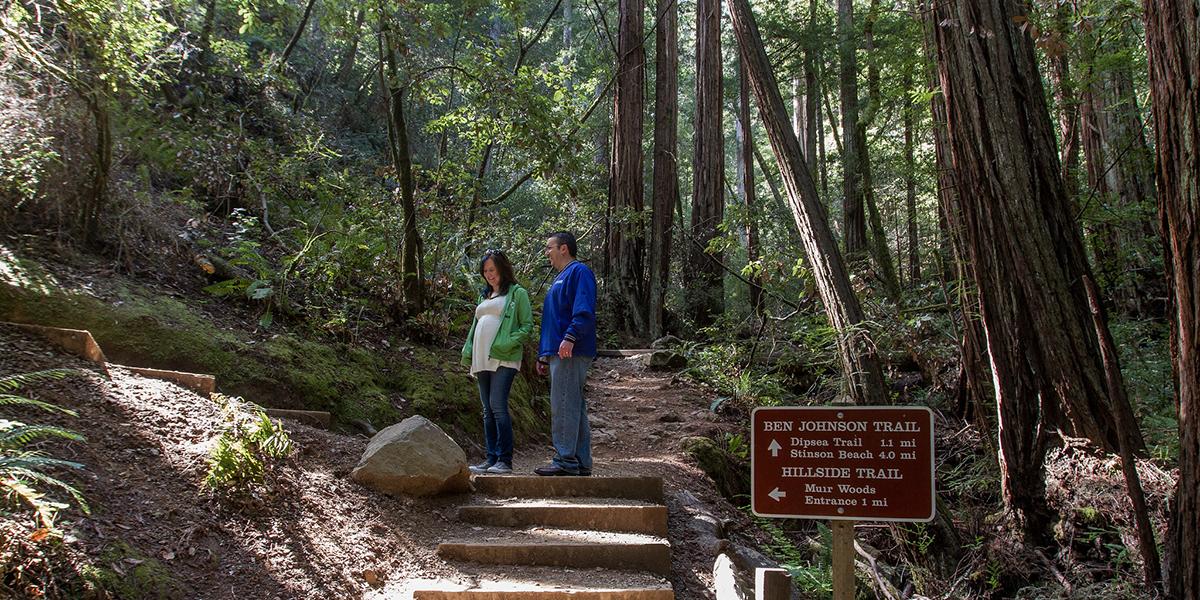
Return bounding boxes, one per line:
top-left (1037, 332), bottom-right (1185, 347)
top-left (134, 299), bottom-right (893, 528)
top-left (1076, 14), bottom-right (1161, 316)
top-left (378, 17), bottom-right (424, 313)
top-left (930, 0), bottom-right (1147, 543)
top-left (837, 0), bottom-right (866, 255)
top-left (689, 0), bottom-right (725, 328)
top-left (902, 64), bottom-right (920, 285)
top-left (725, 0), bottom-right (887, 406)
top-left (737, 56), bottom-right (764, 319)
top-left (607, 0), bottom-right (647, 335)
top-left (648, 0), bottom-right (679, 340)
top-left (1144, 2), bottom-right (1199, 597)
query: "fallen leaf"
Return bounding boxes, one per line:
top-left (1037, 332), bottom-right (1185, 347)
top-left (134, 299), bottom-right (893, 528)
top-left (29, 528), bottom-right (51, 542)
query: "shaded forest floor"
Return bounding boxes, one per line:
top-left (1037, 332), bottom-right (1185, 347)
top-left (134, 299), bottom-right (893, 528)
top-left (0, 319), bottom-right (772, 599)
top-left (0, 239), bottom-right (1181, 599)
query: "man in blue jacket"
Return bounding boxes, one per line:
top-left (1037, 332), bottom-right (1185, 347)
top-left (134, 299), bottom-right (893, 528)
top-left (535, 231), bottom-right (597, 476)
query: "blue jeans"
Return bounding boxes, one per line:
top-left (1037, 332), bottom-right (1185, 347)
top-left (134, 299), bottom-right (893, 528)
top-left (548, 356), bottom-right (592, 473)
top-left (476, 367), bottom-right (517, 465)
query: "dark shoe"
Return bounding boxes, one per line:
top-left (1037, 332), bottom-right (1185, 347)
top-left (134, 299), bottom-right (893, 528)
top-left (469, 460), bottom-right (495, 474)
top-left (534, 464), bottom-right (579, 476)
top-left (579, 468), bottom-right (592, 476)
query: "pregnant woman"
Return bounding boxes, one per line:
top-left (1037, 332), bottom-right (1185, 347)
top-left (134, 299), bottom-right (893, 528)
top-left (460, 249), bottom-right (532, 475)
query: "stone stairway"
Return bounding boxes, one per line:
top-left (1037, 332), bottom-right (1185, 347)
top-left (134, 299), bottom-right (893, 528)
top-left (413, 475), bottom-right (674, 599)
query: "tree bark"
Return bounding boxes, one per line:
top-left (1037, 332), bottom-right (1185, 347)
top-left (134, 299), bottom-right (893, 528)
top-left (278, 0), bottom-right (319, 72)
top-left (82, 94), bottom-right (111, 247)
top-left (337, 8), bottom-right (366, 85)
top-left (738, 56), bottom-right (763, 319)
top-left (903, 65), bottom-right (920, 285)
top-left (379, 23), bottom-right (424, 314)
top-left (726, 0), bottom-right (887, 406)
top-left (648, 0), bottom-right (679, 340)
top-left (689, 0), bottom-right (725, 328)
top-left (607, 0), bottom-right (648, 335)
top-left (838, 0), bottom-right (866, 255)
top-left (930, 0), bottom-right (1146, 541)
top-left (1144, 2), bottom-right (1199, 597)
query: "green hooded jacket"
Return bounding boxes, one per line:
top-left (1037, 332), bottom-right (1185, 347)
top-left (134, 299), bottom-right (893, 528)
top-left (461, 283), bottom-right (533, 365)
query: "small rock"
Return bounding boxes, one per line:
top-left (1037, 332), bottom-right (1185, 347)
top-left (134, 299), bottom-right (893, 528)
top-left (362, 569), bottom-right (383, 587)
top-left (589, 416), bottom-right (609, 429)
top-left (635, 405), bottom-right (656, 414)
top-left (658, 413), bottom-right (683, 423)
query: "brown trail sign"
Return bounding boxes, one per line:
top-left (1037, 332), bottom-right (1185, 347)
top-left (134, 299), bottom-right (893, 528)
top-left (751, 406), bottom-right (935, 521)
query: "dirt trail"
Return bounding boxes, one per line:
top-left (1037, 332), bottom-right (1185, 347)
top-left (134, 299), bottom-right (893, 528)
top-left (2, 324), bottom-right (761, 599)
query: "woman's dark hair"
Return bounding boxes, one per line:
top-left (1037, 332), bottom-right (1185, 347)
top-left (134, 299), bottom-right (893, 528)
top-left (480, 249), bottom-right (517, 297)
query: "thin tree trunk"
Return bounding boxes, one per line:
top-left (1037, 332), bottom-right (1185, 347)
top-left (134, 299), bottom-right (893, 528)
top-left (931, 1), bottom-right (1147, 543)
top-left (648, 0), bottom-right (679, 340)
top-left (738, 56), bottom-right (763, 319)
top-left (83, 95), bottom-right (111, 246)
top-left (1144, 2), bottom-right (1199, 597)
top-left (607, 0), bottom-right (647, 335)
top-left (338, 8), bottom-right (366, 85)
top-left (903, 65), bottom-right (920, 285)
top-left (379, 23), bottom-right (424, 313)
top-left (838, 0), bottom-right (866, 255)
top-left (690, 0), bottom-right (725, 328)
top-left (726, 0), bottom-right (887, 406)
top-left (859, 124), bottom-right (900, 302)
top-left (278, 0), bottom-right (319, 72)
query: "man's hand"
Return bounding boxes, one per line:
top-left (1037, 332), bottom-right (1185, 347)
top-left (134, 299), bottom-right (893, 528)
top-left (558, 340), bottom-right (574, 359)
top-left (537, 360), bottom-right (549, 376)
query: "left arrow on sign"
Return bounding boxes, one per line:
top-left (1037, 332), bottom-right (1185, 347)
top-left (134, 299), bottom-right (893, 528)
top-left (768, 439), bottom-right (782, 457)
top-left (769, 487), bottom-right (786, 501)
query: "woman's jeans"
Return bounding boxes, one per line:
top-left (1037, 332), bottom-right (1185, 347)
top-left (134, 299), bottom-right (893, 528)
top-left (476, 366), bottom-right (518, 465)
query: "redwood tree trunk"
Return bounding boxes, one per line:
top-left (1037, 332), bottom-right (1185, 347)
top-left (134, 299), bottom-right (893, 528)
top-left (930, 0), bottom-right (1146, 541)
top-left (726, 0), bottom-right (887, 406)
top-left (648, 0), bottom-right (679, 340)
top-left (607, 0), bottom-right (647, 335)
top-left (689, 0), bottom-right (725, 328)
top-left (903, 65), bottom-right (920, 285)
top-left (1144, 2), bottom-right (1199, 597)
top-left (837, 0), bottom-right (866, 255)
top-left (738, 57), bottom-right (763, 319)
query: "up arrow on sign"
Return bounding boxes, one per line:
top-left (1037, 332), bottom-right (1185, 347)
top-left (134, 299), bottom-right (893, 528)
top-left (768, 439), bottom-right (782, 457)
top-left (769, 488), bottom-right (786, 501)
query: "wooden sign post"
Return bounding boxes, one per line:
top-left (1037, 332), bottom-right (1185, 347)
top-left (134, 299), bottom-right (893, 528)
top-left (751, 406), bottom-right (936, 598)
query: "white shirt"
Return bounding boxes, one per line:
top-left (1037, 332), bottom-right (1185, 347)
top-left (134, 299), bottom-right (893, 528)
top-left (470, 294), bottom-right (522, 375)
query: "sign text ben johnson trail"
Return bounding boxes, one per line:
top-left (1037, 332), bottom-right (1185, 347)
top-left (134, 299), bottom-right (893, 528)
top-left (751, 406), bottom-right (935, 521)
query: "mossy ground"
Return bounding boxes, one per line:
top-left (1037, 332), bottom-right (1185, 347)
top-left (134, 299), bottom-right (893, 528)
top-left (78, 541), bottom-right (182, 599)
top-left (0, 252), bottom-right (549, 445)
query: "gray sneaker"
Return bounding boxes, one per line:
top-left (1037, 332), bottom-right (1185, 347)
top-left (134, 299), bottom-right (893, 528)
top-left (469, 460), bottom-right (494, 474)
top-left (485, 462), bottom-right (513, 474)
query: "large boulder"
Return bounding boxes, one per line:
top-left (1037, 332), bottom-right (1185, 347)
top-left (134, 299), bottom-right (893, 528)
top-left (350, 415), bottom-right (470, 496)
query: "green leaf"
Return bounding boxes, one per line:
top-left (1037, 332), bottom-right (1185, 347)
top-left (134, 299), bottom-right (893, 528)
top-left (246, 280), bottom-right (274, 300)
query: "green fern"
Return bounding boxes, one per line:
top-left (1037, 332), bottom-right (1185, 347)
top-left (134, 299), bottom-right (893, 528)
top-left (204, 395), bottom-right (293, 490)
top-left (0, 369), bottom-right (88, 528)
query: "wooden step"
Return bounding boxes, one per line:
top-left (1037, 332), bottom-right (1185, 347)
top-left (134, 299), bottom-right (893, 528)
top-left (437, 541), bottom-right (672, 576)
top-left (458, 503), bottom-right (668, 535)
top-left (117, 365), bottom-right (216, 395)
top-left (413, 589), bottom-right (674, 600)
top-left (472, 476), bottom-right (663, 503)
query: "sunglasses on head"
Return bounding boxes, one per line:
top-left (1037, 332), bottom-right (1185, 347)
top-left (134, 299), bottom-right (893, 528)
top-left (485, 248), bottom-right (505, 256)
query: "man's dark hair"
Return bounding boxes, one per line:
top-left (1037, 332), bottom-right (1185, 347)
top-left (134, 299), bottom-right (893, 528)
top-left (480, 249), bottom-right (517, 296)
top-left (548, 231), bottom-right (577, 257)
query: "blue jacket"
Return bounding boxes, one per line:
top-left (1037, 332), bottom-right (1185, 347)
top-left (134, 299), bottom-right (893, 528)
top-left (538, 260), bottom-right (597, 358)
